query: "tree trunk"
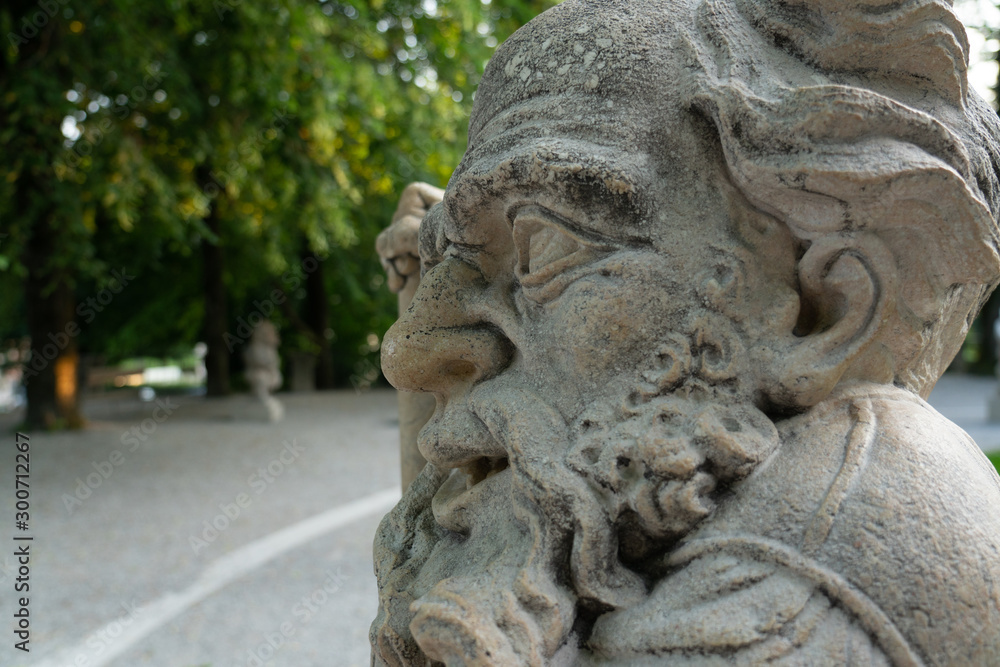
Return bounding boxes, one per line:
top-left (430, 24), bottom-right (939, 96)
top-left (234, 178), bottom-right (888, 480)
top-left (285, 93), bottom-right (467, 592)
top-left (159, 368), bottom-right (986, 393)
top-left (202, 204), bottom-right (230, 397)
top-left (303, 251), bottom-right (335, 389)
top-left (23, 214), bottom-right (84, 430)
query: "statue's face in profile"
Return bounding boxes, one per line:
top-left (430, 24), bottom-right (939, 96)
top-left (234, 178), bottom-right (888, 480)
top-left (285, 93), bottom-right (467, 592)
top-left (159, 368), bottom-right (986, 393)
top-left (373, 5), bottom-right (794, 660)
top-left (382, 105), bottom-right (774, 520)
top-left (380, 0), bottom-right (797, 484)
top-left (395, 130), bottom-right (708, 466)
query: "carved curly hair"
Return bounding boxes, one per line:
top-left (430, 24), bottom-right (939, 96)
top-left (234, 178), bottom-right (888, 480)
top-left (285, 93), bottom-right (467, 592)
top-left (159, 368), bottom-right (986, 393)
top-left (687, 0), bottom-right (1000, 395)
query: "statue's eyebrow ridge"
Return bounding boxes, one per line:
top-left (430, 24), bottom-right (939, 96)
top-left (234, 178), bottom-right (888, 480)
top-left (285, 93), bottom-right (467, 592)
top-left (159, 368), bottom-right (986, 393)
top-left (446, 136), bottom-right (650, 244)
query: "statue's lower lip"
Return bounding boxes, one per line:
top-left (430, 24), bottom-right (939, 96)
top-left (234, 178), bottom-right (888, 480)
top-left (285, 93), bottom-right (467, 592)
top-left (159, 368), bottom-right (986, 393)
top-left (431, 458), bottom-right (511, 533)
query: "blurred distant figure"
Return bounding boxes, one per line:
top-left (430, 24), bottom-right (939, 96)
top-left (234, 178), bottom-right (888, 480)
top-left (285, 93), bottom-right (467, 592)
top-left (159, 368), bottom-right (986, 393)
top-left (0, 366), bottom-right (25, 413)
top-left (245, 321), bottom-right (284, 422)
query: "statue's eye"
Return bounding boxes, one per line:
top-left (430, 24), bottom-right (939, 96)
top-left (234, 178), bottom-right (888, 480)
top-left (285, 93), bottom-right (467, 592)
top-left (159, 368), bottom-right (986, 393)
top-left (515, 219), bottom-right (583, 282)
top-left (513, 208), bottom-right (609, 302)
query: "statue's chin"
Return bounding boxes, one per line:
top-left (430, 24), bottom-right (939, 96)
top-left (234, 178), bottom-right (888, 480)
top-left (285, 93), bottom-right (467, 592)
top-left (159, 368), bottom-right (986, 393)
top-left (413, 467), bottom-right (530, 592)
top-left (431, 461), bottom-right (511, 534)
top-left (372, 464), bottom-right (540, 661)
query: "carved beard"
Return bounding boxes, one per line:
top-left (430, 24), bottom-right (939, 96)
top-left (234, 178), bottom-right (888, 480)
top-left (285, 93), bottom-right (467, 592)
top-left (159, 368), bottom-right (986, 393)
top-left (370, 380), bottom-right (582, 666)
top-left (371, 343), bottom-right (779, 665)
top-left (566, 384), bottom-right (780, 585)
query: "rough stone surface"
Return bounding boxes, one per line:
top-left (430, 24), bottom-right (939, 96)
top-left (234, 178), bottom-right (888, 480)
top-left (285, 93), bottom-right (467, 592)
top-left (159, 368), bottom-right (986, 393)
top-left (372, 0), bottom-right (1000, 663)
top-left (244, 320), bottom-right (284, 422)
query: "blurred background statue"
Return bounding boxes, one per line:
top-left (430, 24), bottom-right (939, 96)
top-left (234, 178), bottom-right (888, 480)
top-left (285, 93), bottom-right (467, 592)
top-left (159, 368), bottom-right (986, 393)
top-left (244, 320), bottom-right (284, 423)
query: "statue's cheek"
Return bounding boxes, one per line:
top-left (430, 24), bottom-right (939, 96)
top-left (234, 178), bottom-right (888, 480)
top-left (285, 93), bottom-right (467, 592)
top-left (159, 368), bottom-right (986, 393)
top-left (524, 256), bottom-right (689, 399)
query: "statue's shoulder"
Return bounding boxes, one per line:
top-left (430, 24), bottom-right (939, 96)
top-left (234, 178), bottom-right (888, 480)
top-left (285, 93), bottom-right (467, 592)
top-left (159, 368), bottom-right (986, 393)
top-left (814, 386), bottom-right (1000, 664)
top-left (588, 384), bottom-right (1000, 665)
top-left (710, 383), bottom-right (1000, 561)
top-left (801, 384), bottom-right (1000, 573)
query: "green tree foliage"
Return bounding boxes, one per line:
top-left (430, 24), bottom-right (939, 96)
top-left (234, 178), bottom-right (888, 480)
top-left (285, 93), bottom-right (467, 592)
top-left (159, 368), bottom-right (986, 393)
top-left (1, 0), bottom-right (558, 427)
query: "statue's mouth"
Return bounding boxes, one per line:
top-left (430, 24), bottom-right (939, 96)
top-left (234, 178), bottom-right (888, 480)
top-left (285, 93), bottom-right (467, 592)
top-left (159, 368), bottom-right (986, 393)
top-left (431, 457), bottom-right (511, 533)
top-left (459, 456), bottom-right (510, 487)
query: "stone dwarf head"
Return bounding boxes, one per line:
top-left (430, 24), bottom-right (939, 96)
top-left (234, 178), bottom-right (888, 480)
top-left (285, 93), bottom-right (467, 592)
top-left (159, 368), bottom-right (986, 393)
top-left (247, 320), bottom-right (280, 350)
top-left (419, 0), bottom-right (1000, 411)
top-left (373, 0), bottom-right (1000, 661)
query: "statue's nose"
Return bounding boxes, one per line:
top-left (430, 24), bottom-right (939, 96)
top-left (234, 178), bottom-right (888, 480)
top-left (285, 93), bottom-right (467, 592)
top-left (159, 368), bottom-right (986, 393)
top-left (381, 258), bottom-right (512, 394)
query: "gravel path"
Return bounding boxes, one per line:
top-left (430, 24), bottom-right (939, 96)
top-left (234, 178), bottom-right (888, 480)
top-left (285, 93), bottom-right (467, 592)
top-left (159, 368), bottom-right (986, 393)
top-left (0, 389), bottom-right (400, 667)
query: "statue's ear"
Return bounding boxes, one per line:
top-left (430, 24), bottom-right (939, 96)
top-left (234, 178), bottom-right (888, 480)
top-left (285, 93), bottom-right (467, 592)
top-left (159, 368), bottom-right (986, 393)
top-left (764, 234), bottom-right (895, 409)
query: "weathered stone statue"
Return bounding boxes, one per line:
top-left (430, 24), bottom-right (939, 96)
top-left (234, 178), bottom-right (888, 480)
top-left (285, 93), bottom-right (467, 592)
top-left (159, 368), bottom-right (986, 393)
top-left (372, 0), bottom-right (1000, 663)
top-left (244, 320), bottom-right (283, 423)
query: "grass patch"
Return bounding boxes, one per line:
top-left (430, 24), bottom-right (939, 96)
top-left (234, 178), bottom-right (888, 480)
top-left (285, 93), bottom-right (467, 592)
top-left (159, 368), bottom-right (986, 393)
top-left (988, 451), bottom-right (1000, 476)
